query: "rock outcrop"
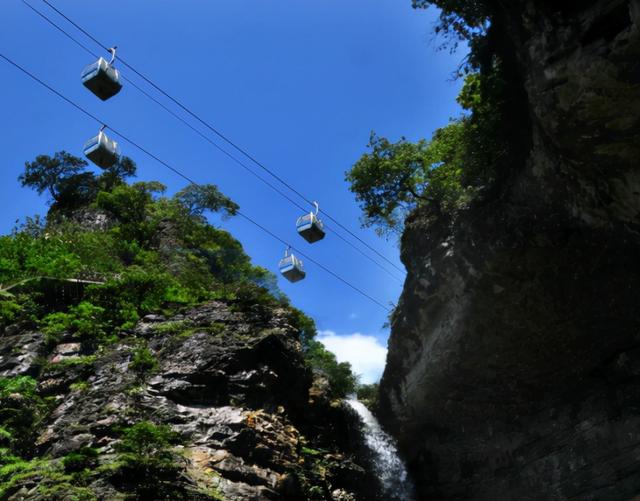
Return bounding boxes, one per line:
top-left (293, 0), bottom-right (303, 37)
top-left (380, 1), bottom-right (640, 499)
top-left (1, 301), bottom-right (368, 500)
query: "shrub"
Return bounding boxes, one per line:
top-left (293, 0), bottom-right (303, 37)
top-left (151, 320), bottom-right (194, 336)
top-left (0, 296), bottom-right (22, 328)
top-left (116, 422), bottom-right (178, 463)
top-left (37, 483), bottom-right (97, 501)
top-left (63, 447), bottom-right (99, 473)
top-left (113, 421), bottom-right (182, 498)
top-left (0, 427), bottom-right (12, 447)
top-left (129, 345), bottom-right (158, 375)
top-left (0, 376), bottom-right (47, 456)
top-left (113, 421), bottom-right (184, 499)
top-left (40, 302), bottom-right (107, 347)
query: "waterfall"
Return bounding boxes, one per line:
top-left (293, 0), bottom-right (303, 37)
top-left (346, 398), bottom-right (416, 501)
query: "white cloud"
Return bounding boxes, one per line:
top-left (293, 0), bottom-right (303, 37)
top-left (317, 330), bottom-right (387, 384)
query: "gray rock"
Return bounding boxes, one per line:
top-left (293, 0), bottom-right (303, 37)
top-left (380, 1), bottom-right (640, 500)
top-left (0, 331), bottom-right (44, 377)
top-left (5, 300), bottom-right (365, 500)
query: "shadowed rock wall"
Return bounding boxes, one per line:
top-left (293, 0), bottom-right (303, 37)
top-left (380, 1), bottom-right (640, 499)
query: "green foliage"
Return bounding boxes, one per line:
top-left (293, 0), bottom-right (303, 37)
top-left (63, 447), bottom-right (99, 473)
top-left (174, 183), bottom-right (239, 219)
top-left (0, 457), bottom-right (44, 499)
top-left (454, 68), bottom-right (509, 186)
top-left (7, 154), bottom-right (360, 415)
top-left (87, 267), bottom-right (187, 330)
top-left (304, 340), bottom-right (358, 398)
top-left (0, 427), bottom-right (12, 445)
top-left (112, 421), bottom-right (182, 497)
top-left (0, 230), bottom-right (82, 284)
top-left (346, 133), bottom-right (429, 235)
top-left (0, 292), bottom-right (41, 331)
top-left (347, 67), bottom-right (508, 236)
top-left (0, 455), bottom-right (97, 501)
top-left (19, 151), bottom-right (137, 215)
top-left (129, 345), bottom-right (159, 374)
top-left (0, 376), bottom-right (48, 456)
top-left (0, 376), bottom-right (38, 404)
top-left (37, 483), bottom-right (97, 501)
top-left (46, 356), bottom-right (96, 371)
top-left (151, 319), bottom-right (194, 336)
top-left (301, 446), bottom-right (322, 457)
top-left (308, 485), bottom-right (324, 498)
top-left (356, 382), bottom-right (380, 412)
top-left (0, 447), bottom-right (20, 467)
top-left (95, 182), bottom-right (164, 243)
top-left (287, 306), bottom-right (318, 349)
top-left (41, 301), bottom-right (107, 345)
top-left (7, 160), bottom-right (276, 334)
top-left (69, 381), bottom-right (90, 393)
top-left (412, 0), bottom-right (488, 46)
top-left (346, 122), bottom-right (470, 235)
top-left (346, 0), bottom-right (516, 238)
top-left (2, 150), bottom-right (362, 498)
top-left (116, 421), bottom-right (178, 462)
top-left (227, 281), bottom-right (281, 312)
top-left (411, 0), bottom-right (495, 75)
top-left (20, 151), bottom-right (87, 203)
top-left (295, 439), bottom-right (343, 500)
top-left (0, 296), bottom-right (22, 329)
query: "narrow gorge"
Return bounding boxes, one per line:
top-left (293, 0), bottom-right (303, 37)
top-left (1, 0), bottom-right (639, 500)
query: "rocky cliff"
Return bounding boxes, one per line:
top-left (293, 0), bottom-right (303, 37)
top-left (1, 299), bottom-right (372, 500)
top-left (380, 1), bottom-right (640, 499)
top-left (1, 158), bottom-right (390, 499)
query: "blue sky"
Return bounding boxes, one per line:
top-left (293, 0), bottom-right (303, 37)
top-left (0, 0), bottom-right (464, 383)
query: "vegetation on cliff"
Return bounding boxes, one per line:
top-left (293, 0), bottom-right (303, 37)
top-left (0, 154), bottom-right (359, 499)
top-left (346, 0), bottom-right (518, 237)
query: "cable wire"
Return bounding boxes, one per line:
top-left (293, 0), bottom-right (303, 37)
top-left (0, 51), bottom-right (391, 312)
top-left (37, 0), bottom-right (405, 276)
top-left (23, 0), bottom-right (404, 283)
top-left (23, 0), bottom-right (404, 284)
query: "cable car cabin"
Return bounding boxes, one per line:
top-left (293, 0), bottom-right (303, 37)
top-left (84, 130), bottom-right (120, 168)
top-left (279, 253), bottom-right (306, 283)
top-left (81, 57), bottom-right (122, 101)
top-left (296, 212), bottom-right (325, 243)
top-left (297, 202), bottom-right (326, 243)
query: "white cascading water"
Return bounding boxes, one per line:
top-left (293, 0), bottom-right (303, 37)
top-left (346, 398), bottom-right (416, 501)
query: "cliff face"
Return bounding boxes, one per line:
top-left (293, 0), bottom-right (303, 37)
top-left (380, 1), bottom-right (640, 499)
top-left (1, 300), bottom-right (369, 500)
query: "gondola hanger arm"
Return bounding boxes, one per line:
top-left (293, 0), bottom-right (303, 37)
top-left (108, 46), bottom-right (117, 65)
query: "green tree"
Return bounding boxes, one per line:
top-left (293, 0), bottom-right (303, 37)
top-left (114, 421), bottom-right (181, 497)
top-left (20, 151), bottom-right (87, 202)
top-left (304, 339), bottom-right (358, 397)
top-left (346, 66), bottom-right (509, 237)
top-left (174, 184), bottom-right (239, 219)
top-left (95, 182), bottom-right (160, 225)
top-left (19, 151), bottom-right (137, 214)
top-left (345, 122), bottom-right (467, 236)
top-left (412, 0), bottom-right (488, 42)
